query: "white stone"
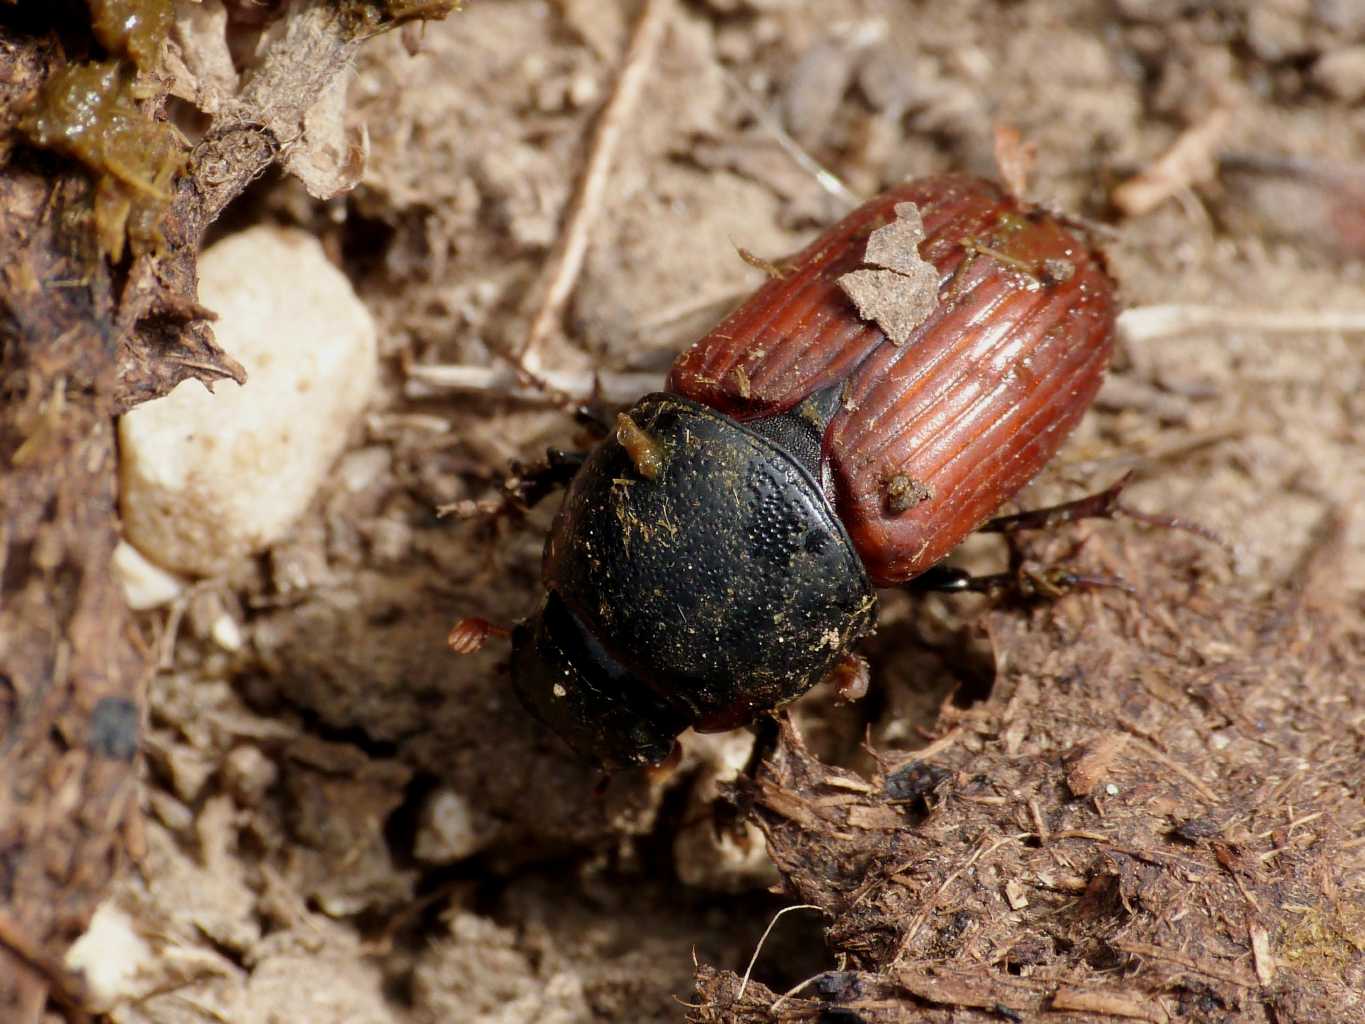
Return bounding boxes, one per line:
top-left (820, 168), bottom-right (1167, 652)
top-left (65, 903), bottom-right (154, 1012)
top-left (211, 612), bottom-right (244, 652)
top-left (673, 731), bottom-right (779, 891)
top-left (119, 226), bottom-right (377, 576)
top-left (112, 540), bottom-right (187, 610)
top-left (414, 788), bottom-right (496, 863)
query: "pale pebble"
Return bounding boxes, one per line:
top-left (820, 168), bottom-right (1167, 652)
top-left (119, 226), bottom-right (377, 576)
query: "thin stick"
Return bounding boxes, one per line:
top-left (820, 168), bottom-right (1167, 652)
top-left (1114, 941), bottom-right (1259, 988)
top-left (1117, 304), bottom-right (1365, 345)
top-left (736, 904), bottom-right (823, 1001)
top-left (769, 972), bottom-right (824, 1012)
top-left (405, 362), bottom-right (663, 406)
top-left (1122, 734), bottom-right (1221, 804)
top-left (411, 303), bottom-right (1365, 407)
top-left (908, 725), bottom-right (963, 762)
top-left (517, 0), bottom-right (673, 372)
top-left (1112, 111), bottom-right (1230, 217)
top-left (720, 68), bottom-right (861, 211)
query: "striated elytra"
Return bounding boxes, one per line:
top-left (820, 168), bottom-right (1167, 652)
top-left (509, 175), bottom-right (1116, 768)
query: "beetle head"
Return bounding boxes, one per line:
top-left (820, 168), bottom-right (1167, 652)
top-left (510, 590), bottom-right (686, 769)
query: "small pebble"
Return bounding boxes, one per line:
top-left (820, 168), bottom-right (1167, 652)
top-left (113, 540), bottom-right (186, 610)
top-left (414, 787), bottom-right (496, 863)
top-left (224, 745), bottom-right (278, 806)
top-left (119, 226), bottom-right (377, 576)
top-left (1313, 46), bottom-right (1365, 103)
top-left (64, 904), bottom-right (154, 1012)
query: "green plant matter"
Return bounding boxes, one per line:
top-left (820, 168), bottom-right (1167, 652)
top-left (88, 0), bottom-right (173, 70)
top-left (20, 59), bottom-right (182, 261)
top-left (17, 0), bottom-right (180, 261)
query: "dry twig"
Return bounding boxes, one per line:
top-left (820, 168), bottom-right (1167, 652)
top-left (411, 302), bottom-right (1365, 407)
top-left (517, 0), bottom-right (673, 374)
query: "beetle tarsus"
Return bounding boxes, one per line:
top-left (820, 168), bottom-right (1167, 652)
top-left (744, 714), bottom-right (782, 779)
top-left (440, 448), bottom-right (587, 520)
top-left (573, 402), bottom-right (614, 439)
top-left (508, 448), bottom-right (588, 509)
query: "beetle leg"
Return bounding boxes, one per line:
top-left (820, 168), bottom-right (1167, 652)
top-left (905, 565), bottom-right (984, 593)
top-left (745, 714), bottom-right (782, 777)
top-left (442, 452), bottom-right (587, 519)
top-left (906, 563), bottom-right (1134, 599)
top-left (507, 447), bottom-right (588, 509)
top-left (978, 472), bottom-right (1228, 552)
top-left (444, 448), bottom-right (588, 520)
top-left (977, 472), bottom-right (1134, 535)
top-left (1014, 565), bottom-right (1135, 599)
top-left (573, 402), bottom-right (613, 439)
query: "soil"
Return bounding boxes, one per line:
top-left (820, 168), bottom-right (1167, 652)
top-left (4, 1), bottom-right (1365, 1022)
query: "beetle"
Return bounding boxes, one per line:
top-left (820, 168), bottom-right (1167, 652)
top-left (460, 175), bottom-right (1117, 770)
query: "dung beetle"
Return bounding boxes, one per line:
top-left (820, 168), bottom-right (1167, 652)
top-left (460, 175), bottom-right (1116, 770)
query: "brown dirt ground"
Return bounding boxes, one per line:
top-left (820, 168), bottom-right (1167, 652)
top-left (82, 1), bottom-right (1365, 1021)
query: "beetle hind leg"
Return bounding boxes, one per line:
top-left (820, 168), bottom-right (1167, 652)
top-left (906, 563), bottom-right (1134, 600)
top-left (976, 472), bottom-right (1134, 535)
top-left (978, 470), bottom-right (1227, 552)
top-left (907, 467), bottom-right (1227, 602)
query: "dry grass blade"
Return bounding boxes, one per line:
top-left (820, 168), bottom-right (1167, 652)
top-left (517, 0), bottom-right (674, 374)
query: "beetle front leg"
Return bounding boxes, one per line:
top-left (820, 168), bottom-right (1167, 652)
top-left (444, 447), bottom-right (587, 519)
top-left (506, 447), bottom-right (588, 509)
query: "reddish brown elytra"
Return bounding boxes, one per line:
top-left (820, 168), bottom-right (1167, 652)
top-left (669, 174), bottom-right (1116, 585)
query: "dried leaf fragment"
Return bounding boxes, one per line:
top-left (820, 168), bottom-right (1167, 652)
top-left (282, 71), bottom-right (370, 200)
top-left (165, 0), bottom-right (238, 115)
top-left (1064, 732), bottom-right (1130, 798)
top-left (1004, 878), bottom-right (1029, 910)
top-left (1113, 110), bottom-right (1230, 216)
top-left (837, 201), bottom-right (938, 345)
top-left (993, 121), bottom-right (1036, 197)
top-left (1251, 926), bottom-right (1276, 986)
top-left (1052, 986), bottom-right (1170, 1022)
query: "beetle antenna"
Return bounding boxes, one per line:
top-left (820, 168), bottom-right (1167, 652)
top-left (447, 617), bottom-right (512, 655)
